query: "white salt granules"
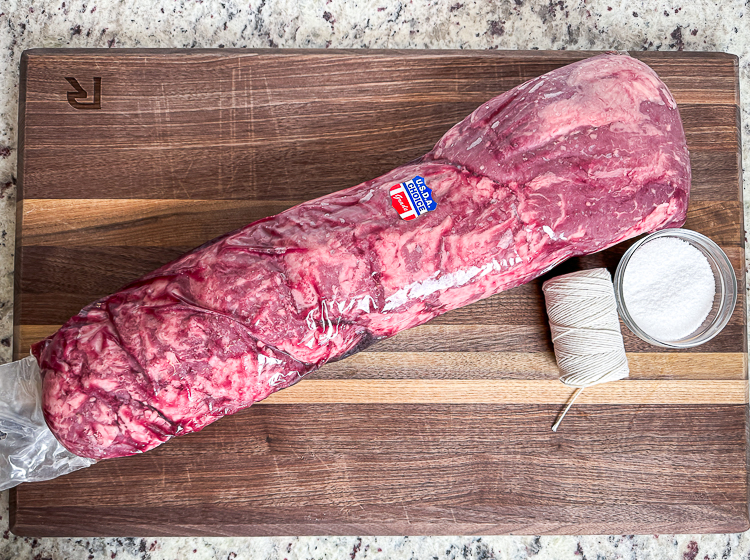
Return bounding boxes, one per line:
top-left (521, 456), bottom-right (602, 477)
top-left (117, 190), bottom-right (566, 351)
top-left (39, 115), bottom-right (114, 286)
top-left (622, 237), bottom-right (715, 341)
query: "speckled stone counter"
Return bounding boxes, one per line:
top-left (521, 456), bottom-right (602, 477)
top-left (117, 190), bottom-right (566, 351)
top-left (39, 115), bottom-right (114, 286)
top-left (1, 1), bottom-right (749, 558)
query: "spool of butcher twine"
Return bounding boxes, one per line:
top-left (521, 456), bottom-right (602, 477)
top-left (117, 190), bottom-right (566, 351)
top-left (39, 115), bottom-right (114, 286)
top-left (542, 268), bottom-right (630, 431)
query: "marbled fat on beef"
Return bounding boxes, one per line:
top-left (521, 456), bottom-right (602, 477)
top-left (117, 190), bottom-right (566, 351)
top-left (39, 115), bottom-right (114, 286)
top-left (32, 53), bottom-right (690, 460)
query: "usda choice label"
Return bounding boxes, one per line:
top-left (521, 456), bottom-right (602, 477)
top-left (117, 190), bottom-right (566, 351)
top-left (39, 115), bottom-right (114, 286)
top-left (389, 176), bottom-right (436, 221)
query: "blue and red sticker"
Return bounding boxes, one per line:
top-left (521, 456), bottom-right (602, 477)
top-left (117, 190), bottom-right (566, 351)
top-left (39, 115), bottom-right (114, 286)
top-left (389, 176), bottom-right (436, 221)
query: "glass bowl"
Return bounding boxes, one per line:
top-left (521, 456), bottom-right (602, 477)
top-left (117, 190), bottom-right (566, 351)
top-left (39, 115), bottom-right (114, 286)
top-left (613, 228), bottom-right (737, 348)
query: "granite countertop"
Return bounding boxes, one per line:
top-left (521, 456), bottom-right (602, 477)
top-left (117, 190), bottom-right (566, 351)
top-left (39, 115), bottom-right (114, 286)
top-left (1, 0), bottom-right (749, 558)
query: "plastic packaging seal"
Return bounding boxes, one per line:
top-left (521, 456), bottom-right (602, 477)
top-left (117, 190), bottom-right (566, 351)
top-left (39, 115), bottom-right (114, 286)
top-left (0, 356), bottom-right (94, 491)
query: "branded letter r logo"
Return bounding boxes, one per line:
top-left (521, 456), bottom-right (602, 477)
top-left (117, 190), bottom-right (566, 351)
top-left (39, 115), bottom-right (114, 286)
top-left (65, 77), bottom-right (101, 110)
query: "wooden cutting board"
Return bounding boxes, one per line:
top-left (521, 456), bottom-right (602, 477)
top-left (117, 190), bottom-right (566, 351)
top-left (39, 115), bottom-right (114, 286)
top-left (10, 49), bottom-right (747, 536)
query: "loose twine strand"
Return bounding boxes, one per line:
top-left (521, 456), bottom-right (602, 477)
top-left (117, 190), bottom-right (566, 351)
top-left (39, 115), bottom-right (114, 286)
top-left (542, 268), bottom-right (629, 431)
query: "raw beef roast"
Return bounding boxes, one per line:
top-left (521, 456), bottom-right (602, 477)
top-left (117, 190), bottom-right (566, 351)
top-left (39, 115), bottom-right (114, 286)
top-left (32, 53), bottom-right (690, 460)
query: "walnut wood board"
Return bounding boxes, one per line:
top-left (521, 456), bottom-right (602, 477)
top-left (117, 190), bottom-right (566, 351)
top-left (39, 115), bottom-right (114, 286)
top-left (10, 49), bottom-right (747, 537)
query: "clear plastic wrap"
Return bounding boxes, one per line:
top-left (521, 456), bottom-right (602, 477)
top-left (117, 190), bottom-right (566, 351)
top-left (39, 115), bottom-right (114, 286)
top-left (0, 356), bottom-right (94, 491)
top-left (20, 53), bottom-right (690, 481)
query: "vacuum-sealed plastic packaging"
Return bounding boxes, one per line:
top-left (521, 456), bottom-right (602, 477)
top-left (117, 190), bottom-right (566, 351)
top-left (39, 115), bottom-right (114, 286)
top-left (0, 357), bottom-right (94, 491)
top-left (1, 53), bottom-right (690, 488)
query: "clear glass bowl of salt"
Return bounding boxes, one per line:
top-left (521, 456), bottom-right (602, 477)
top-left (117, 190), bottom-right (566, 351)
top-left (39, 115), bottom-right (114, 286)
top-left (613, 228), bottom-right (737, 348)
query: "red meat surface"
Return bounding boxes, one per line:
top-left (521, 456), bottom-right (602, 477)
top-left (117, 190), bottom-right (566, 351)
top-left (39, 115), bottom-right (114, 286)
top-left (32, 53), bottom-right (690, 460)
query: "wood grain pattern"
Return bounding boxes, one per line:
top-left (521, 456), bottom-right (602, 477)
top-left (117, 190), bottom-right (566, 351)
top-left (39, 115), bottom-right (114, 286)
top-left (256, 379), bottom-right (749, 405)
top-left (10, 404), bottom-right (750, 536)
top-left (11, 49), bottom-right (747, 536)
top-left (15, 316), bottom-right (748, 356)
top-left (18, 199), bottom-right (744, 247)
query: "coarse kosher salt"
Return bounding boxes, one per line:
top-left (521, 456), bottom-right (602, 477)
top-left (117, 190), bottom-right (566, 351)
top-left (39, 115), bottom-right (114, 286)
top-left (622, 237), bottom-right (715, 341)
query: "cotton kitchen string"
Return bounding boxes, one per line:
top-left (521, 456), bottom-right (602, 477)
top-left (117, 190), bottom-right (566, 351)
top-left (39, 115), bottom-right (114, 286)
top-left (542, 268), bottom-right (630, 431)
